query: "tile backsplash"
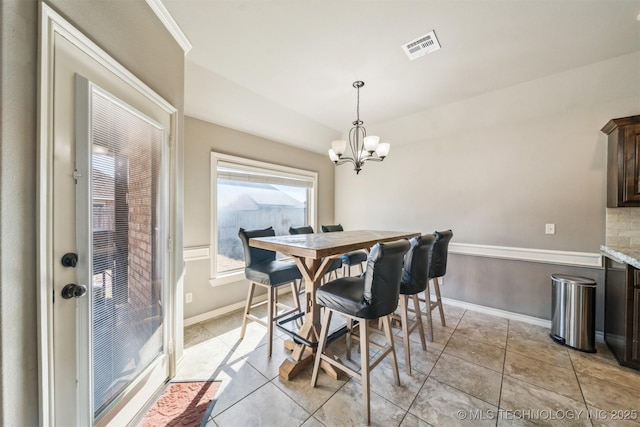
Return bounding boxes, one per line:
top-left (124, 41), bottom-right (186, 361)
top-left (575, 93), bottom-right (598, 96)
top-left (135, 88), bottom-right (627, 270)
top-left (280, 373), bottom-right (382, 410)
top-left (606, 208), bottom-right (640, 246)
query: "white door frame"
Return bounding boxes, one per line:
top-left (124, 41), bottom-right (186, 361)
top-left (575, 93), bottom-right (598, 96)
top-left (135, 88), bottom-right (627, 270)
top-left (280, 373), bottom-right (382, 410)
top-left (37, 4), bottom-right (179, 426)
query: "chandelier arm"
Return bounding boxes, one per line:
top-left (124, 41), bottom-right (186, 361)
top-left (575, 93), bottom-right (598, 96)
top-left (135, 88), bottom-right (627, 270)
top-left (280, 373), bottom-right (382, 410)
top-left (334, 157), bottom-right (356, 167)
top-left (335, 155), bottom-right (355, 162)
top-left (363, 156), bottom-right (383, 163)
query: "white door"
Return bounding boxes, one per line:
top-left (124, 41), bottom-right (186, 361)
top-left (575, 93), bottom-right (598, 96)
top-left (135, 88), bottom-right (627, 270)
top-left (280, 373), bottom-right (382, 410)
top-left (39, 6), bottom-right (177, 426)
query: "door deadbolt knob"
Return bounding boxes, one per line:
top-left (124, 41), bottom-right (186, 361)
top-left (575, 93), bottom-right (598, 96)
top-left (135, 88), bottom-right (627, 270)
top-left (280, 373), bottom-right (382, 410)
top-left (61, 252), bottom-right (78, 267)
top-left (61, 283), bottom-right (87, 299)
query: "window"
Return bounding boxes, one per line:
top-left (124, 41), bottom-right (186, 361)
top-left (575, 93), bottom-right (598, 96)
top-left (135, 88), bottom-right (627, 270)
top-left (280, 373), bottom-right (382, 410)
top-left (210, 152), bottom-right (317, 285)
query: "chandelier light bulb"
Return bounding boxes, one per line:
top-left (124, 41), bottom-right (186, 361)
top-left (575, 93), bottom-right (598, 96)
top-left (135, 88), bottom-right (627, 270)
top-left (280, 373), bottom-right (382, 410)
top-left (328, 149), bottom-right (340, 162)
top-left (376, 142), bottom-right (390, 158)
top-left (363, 135), bottom-right (380, 152)
top-left (331, 140), bottom-right (346, 156)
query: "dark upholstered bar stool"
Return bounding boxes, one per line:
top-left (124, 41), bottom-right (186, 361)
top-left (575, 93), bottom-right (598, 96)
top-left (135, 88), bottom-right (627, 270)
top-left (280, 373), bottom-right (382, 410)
top-left (397, 234), bottom-right (436, 375)
top-left (419, 229), bottom-right (453, 341)
top-left (289, 225), bottom-right (342, 280)
top-left (238, 227), bottom-right (303, 357)
top-left (321, 224), bottom-right (368, 276)
top-left (311, 239), bottom-right (410, 425)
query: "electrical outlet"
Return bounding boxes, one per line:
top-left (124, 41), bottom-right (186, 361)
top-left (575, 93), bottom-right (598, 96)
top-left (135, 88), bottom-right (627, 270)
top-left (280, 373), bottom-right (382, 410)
top-left (545, 223), bottom-right (556, 235)
top-left (185, 292), bottom-right (193, 303)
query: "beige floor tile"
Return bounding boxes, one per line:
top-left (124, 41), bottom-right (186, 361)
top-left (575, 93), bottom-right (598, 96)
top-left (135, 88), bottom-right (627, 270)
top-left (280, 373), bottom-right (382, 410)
top-left (410, 322), bottom-right (455, 353)
top-left (499, 376), bottom-right (590, 427)
top-left (202, 416), bottom-right (218, 427)
top-left (175, 338), bottom-right (241, 381)
top-left (453, 310), bottom-right (509, 350)
top-left (300, 416), bottom-right (327, 427)
top-left (430, 353), bottom-right (502, 406)
top-left (321, 331), bottom-right (384, 376)
top-left (199, 309), bottom-right (245, 338)
top-left (220, 317), bottom-right (289, 357)
top-left (399, 412), bottom-right (435, 426)
top-left (444, 332), bottom-right (505, 373)
top-left (504, 350), bottom-right (583, 402)
top-left (243, 335), bottom-right (298, 380)
top-left (570, 350), bottom-right (640, 391)
top-left (451, 324), bottom-right (508, 350)
top-left (313, 379), bottom-right (407, 427)
top-left (207, 357), bottom-right (271, 418)
top-left (409, 377), bottom-right (498, 427)
top-left (273, 360), bottom-right (348, 414)
top-left (368, 354), bottom-right (429, 410)
top-left (586, 405), bottom-right (640, 426)
top-left (507, 330), bottom-right (572, 369)
top-left (496, 415), bottom-right (538, 427)
top-left (414, 300), bottom-right (463, 328)
top-left (590, 341), bottom-right (619, 363)
top-left (393, 334), bottom-right (441, 376)
top-left (184, 322), bottom-right (215, 348)
top-left (508, 320), bottom-right (553, 344)
top-left (213, 382), bottom-right (311, 427)
top-left (460, 309), bottom-right (510, 328)
top-left (440, 303), bottom-right (467, 324)
top-left (577, 373), bottom-right (640, 417)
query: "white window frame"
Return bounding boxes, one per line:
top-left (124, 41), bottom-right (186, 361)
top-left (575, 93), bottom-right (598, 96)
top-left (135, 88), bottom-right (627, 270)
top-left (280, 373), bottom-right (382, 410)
top-left (210, 152), bottom-right (318, 286)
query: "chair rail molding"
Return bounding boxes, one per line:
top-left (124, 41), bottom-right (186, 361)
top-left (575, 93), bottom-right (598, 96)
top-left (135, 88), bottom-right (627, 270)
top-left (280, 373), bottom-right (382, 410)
top-left (449, 242), bottom-right (602, 268)
top-left (183, 245), bottom-right (210, 261)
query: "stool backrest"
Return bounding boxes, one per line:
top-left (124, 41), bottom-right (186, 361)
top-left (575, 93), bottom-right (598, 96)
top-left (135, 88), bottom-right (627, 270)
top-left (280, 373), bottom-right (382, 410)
top-left (289, 225), bottom-right (314, 235)
top-left (402, 234), bottom-right (436, 293)
top-left (363, 239), bottom-right (410, 317)
top-left (429, 229), bottom-right (453, 279)
top-left (238, 227), bottom-right (276, 267)
top-left (321, 224), bottom-right (343, 233)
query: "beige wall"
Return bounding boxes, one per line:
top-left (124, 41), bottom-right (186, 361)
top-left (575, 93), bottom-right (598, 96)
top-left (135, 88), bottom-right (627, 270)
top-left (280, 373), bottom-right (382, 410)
top-left (335, 52), bottom-right (640, 327)
top-left (0, 1), bottom-right (184, 425)
top-left (183, 117), bottom-right (335, 320)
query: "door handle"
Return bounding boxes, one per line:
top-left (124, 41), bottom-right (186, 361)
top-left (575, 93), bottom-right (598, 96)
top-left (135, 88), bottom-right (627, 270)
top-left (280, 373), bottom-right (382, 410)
top-left (61, 283), bottom-right (87, 299)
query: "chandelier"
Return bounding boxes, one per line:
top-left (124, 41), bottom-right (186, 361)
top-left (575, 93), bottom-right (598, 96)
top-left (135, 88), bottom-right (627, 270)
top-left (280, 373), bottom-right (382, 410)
top-left (328, 81), bottom-right (390, 174)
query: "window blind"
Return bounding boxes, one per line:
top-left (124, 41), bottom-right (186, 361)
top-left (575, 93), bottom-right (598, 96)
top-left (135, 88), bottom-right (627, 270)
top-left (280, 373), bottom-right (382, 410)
top-left (217, 161), bottom-right (314, 189)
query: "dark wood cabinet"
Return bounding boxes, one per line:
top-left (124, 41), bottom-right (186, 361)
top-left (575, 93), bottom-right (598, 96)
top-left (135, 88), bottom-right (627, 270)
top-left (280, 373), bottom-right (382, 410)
top-left (604, 255), bottom-right (640, 369)
top-left (602, 115), bottom-right (640, 207)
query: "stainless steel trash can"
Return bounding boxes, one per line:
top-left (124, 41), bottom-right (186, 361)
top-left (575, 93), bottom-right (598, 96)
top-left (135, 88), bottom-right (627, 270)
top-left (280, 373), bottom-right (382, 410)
top-left (550, 274), bottom-right (596, 352)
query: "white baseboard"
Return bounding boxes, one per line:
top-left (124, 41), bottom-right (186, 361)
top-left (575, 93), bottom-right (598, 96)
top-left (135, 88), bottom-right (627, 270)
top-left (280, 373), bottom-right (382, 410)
top-left (184, 299), bottom-right (249, 327)
top-left (441, 297), bottom-right (552, 328)
top-left (184, 286), bottom-right (294, 327)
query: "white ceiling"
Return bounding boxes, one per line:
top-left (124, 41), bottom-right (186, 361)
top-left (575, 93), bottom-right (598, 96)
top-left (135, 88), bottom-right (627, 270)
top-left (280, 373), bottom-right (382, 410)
top-left (163, 0), bottom-right (640, 153)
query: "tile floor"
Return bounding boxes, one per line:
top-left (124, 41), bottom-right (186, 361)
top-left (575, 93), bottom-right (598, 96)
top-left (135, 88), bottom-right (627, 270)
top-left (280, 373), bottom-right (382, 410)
top-left (178, 300), bottom-right (640, 427)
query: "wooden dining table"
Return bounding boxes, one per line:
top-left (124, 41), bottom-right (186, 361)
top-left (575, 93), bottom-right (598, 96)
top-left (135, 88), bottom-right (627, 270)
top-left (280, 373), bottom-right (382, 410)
top-left (249, 229), bottom-right (420, 380)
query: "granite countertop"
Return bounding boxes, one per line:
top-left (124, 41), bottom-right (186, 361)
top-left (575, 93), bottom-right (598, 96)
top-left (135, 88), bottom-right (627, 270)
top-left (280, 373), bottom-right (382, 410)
top-left (600, 244), bottom-right (640, 269)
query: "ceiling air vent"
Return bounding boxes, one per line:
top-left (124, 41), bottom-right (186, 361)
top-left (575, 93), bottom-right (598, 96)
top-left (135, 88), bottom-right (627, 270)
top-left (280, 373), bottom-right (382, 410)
top-left (401, 30), bottom-right (441, 60)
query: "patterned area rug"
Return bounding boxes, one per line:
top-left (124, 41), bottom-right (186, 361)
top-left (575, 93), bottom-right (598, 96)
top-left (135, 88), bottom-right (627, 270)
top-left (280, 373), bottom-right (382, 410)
top-left (138, 381), bottom-right (222, 427)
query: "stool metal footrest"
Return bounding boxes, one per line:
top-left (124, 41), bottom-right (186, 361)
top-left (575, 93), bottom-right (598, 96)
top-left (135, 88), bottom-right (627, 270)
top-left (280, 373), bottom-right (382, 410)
top-left (277, 312), bottom-right (349, 348)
